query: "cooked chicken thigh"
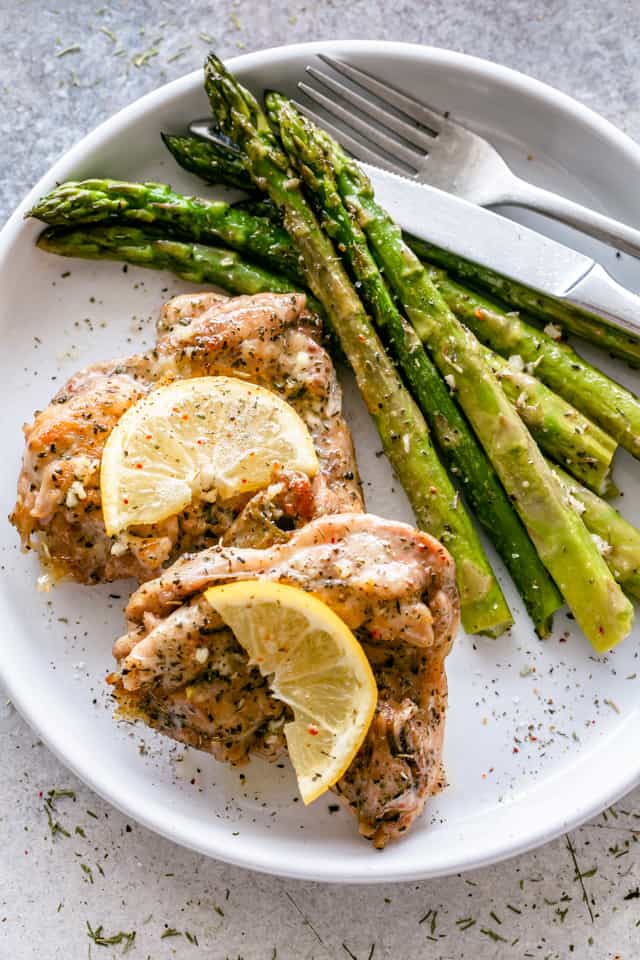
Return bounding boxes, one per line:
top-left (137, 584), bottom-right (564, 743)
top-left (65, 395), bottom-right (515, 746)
top-left (111, 513), bottom-right (459, 847)
top-left (12, 292), bottom-right (361, 582)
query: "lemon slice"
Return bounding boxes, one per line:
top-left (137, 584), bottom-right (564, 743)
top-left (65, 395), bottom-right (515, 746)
top-left (101, 376), bottom-right (318, 536)
top-left (204, 581), bottom-right (377, 804)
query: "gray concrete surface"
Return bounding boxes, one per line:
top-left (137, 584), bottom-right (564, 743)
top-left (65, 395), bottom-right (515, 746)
top-left (2, 1), bottom-right (640, 956)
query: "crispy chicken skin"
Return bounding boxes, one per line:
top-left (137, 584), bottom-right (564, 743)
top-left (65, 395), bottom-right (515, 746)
top-left (11, 292), bottom-right (362, 582)
top-left (111, 513), bottom-right (459, 847)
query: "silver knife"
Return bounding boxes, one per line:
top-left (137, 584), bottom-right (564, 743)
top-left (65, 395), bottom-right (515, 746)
top-left (362, 163), bottom-right (640, 340)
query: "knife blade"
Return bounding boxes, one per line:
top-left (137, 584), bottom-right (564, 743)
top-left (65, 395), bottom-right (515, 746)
top-left (362, 162), bottom-right (640, 340)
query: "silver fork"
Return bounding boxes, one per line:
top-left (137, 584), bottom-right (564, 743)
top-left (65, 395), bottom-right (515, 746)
top-left (297, 55), bottom-right (640, 259)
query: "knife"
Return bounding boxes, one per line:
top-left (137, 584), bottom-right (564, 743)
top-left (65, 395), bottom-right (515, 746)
top-left (362, 163), bottom-right (640, 341)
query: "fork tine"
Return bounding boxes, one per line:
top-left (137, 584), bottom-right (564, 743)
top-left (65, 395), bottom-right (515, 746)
top-left (298, 81), bottom-right (421, 173)
top-left (318, 54), bottom-right (449, 134)
top-left (305, 65), bottom-right (433, 155)
top-left (291, 98), bottom-right (412, 176)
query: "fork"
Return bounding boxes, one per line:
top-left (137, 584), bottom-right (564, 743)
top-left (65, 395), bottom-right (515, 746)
top-left (295, 55), bottom-right (640, 259)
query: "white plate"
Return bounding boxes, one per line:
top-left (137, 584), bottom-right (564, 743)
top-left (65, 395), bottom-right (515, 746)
top-left (2, 41), bottom-right (640, 884)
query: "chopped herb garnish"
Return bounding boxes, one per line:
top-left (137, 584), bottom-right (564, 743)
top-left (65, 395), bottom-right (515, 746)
top-left (480, 927), bottom-right (508, 943)
top-left (44, 803), bottom-right (70, 840)
top-left (168, 46), bottom-right (191, 63)
top-left (86, 922), bottom-right (136, 952)
top-left (99, 25), bottom-right (117, 42)
top-left (565, 834), bottom-right (595, 922)
top-left (56, 44), bottom-right (81, 57)
top-left (47, 788), bottom-right (76, 801)
top-left (132, 47), bottom-right (159, 68)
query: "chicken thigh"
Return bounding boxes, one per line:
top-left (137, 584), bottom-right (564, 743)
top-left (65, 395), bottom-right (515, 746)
top-left (12, 292), bottom-right (361, 582)
top-left (111, 512), bottom-right (459, 847)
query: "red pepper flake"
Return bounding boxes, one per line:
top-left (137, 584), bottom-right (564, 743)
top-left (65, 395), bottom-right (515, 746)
top-left (145, 434), bottom-right (152, 440)
top-left (308, 725), bottom-right (319, 736)
top-left (135, 463), bottom-right (143, 469)
top-left (123, 498), bottom-right (129, 505)
top-left (512, 747), bottom-right (519, 754)
top-left (182, 414), bottom-right (189, 421)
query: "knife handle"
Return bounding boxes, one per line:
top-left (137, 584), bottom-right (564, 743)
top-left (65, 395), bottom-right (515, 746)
top-left (564, 263), bottom-right (640, 340)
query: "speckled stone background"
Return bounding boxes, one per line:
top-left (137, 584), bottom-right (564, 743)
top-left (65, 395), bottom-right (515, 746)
top-left (2, 1), bottom-right (640, 957)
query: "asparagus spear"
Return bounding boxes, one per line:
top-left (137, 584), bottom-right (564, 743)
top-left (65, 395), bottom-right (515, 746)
top-left (37, 224), bottom-right (311, 300)
top-left (269, 91), bottom-right (562, 636)
top-left (551, 464), bottom-right (640, 601)
top-left (161, 132), bottom-right (254, 190)
top-left (30, 178), bottom-right (624, 486)
top-left (28, 179), bottom-right (304, 283)
top-left (33, 177), bottom-right (627, 486)
top-left (481, 347), bottom-right (617, 496)
top-left (405, 235), bottom-right (640, 368)
top-left (163, 132), bottom-right (640, 368)
top-left (233, 195), bottom-right (283, 223)
top-left (203, 53), bottom-right (512, 636)
top-left (318, 127), bottom-right (632, 651)
top-left (152, 131), bottom-right (640, 444)
top-left (430, 267), bottom-right (640, 461)
top-left (36, 189), bottom-right (611, 499)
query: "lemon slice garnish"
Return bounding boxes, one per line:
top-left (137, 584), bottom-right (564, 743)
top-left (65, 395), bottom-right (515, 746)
top-left (101, 376), bottom-right (318, 536)
top-left (204, 581), bottom-right (377, 804)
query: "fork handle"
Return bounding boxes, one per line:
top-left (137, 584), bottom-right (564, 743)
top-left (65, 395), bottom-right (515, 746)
top-left (495, 177), bottom-right (640, 259)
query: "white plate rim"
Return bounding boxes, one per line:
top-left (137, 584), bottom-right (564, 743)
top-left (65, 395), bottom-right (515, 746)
top-left (2, 40), bottom-right (640, 883)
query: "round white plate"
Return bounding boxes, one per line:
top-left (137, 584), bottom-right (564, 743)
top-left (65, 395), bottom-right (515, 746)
top-left (2, 41), bottom-right (640, 884)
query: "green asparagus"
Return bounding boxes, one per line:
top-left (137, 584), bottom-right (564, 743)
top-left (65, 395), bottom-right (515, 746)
top-left (161, 132), bottom-right (254, 190)
top-left (552, 464), bottom-right (640, 601)
top-left (269, 91), bottom-right (561, 636)
top-left (37, 225), bottom-right (310, 300)
top-left (29, 179), bottom-right (304, 283)
top-left (203, 53), bottom-right (512, 636)
top-left (431, 267), bottom-right (640, 460)
top-left (35, 185), bottom-right (611, 498)
top-left (481, 347), bottom-right (617, 496)
top-left (320, 128), bottom-right (632, 651)
top-left (233, 195), bottom-right (283, 223)
top-left (163, 131), bottom-right (640, 368)
top-left (406, 235), bottom-right (640, 368)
